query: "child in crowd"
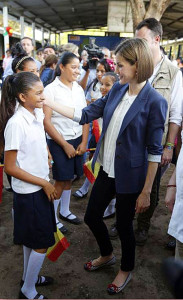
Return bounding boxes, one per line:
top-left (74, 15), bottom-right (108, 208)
top-left (43, 52), bottom-right (89, 234)
top-left (0, 72), bottom-right (57, 299)
top-left (40, 54), bottom-right (58, 87)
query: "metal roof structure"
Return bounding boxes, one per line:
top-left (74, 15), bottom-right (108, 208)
top-left (0, 0), bottom-right (183, 39)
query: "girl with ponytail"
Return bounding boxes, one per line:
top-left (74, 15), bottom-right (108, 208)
top-left (0, 72), bottom-right (57, 299)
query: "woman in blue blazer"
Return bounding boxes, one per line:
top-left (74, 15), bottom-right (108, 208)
top-left (44, 38), bottom-right (168, 294)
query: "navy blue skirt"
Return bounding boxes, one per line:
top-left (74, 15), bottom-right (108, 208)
top-left (47, 136), bottom-right (84, 181)
top-left (13, 189), bottom-right (56, 249)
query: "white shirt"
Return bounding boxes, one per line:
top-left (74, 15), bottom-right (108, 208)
top-left (4, 106), bottom-right (49, 194)
top-left (86, 81), bottom-right (102, 103)
top-left (44, 77), bottom-right (87, 140)
top-left (149, 56), bottom-right (183, 127)
top-left (98, 92), bottom-right (136, 178)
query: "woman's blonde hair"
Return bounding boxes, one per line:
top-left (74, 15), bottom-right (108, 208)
top-left (59, 43), bottom-right (79, 55)
top-left (115, 38), bottom-right (154, 83)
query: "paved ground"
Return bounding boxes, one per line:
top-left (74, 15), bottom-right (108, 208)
top-left (0, 165), bottom-right (175, 299)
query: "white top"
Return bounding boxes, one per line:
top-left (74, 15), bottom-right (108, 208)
top-left (98, 92), bottom-right (136, 178)
top-left (149, 56), bottom-right (183, 127)
top-left (4, 105), bottom-right (49, 194)
top-left (86, 81), bottom-right (102, 103)
top-left (44, 77), bottom-right (87, 140)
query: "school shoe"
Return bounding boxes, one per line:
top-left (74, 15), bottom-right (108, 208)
top-left (107, 272), bottom-right (132, 295)
top-left (19, 290), bottom-right (48, 299)
top-left (135, 229), bottom-right (148, 246)
top-left (56, 222), bottom-right (68, 234)
top-left (72, 189), bottom-right (88, 199)
top-left (59, 213), bottom-right (82, 225)
top-left (20, 275), bottom-right (54, 287)
top-left (84, 256), bottom-right (116, 271)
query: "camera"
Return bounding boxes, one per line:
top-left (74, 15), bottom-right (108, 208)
top-left (83, 38), bottom-right (104, 69)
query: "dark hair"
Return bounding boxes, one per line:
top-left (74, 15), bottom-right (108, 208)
top-left (0, 72), bottom-right (40, 151)
top-left (91, 58), bottom-right (113, 91)
top-left (37, 48), bottom-right (44, 54)
top-left (102, 72), bottom-right (119, 83)
top-left (40, 54), bottom-right (58, 76)
top-left (21, 36), bottom-right (34, 46)
top-left (53, 51), bottom-right (78, 80)
top-left (11, 42), bottom-right (34, 73)
top-left (44, 45), bottom-right (56, 51)
top-left (136, 18), bottom-right (163, 39)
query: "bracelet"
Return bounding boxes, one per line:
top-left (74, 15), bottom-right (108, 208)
top-left (165, 145), bottom-right (174, 150)
top-left (167, 184), bottom-right (176, 188)
top-left (166, 142), bottom-right (174, 147)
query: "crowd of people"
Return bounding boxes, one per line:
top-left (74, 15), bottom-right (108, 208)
top-left (0, 17), bottom-right (183, 299)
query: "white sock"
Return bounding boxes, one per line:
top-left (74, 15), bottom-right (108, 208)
top-left (21, 250), bottom-right (46, 299)
top-left (22, 246), bottom-right (32, 281)
top-left (103, 198), bottom-right (116, 217)
top-left (54, 199), bottom-right (63, 228)
top-left (79, 178), bottom-right (90, 195)
top-left (59, 190), bottom-right (76, 220)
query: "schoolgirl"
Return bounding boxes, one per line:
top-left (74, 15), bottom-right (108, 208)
top-left (85, 58), bottom-right (114, 104)
top-left (44, 52), bottom-right (89, 233)
top-left (0, 72), bottom-right (57, 299)
top-left (11, 42), bottom-right (39, 76)
top-left (40, 54), bottom-right (58, 87)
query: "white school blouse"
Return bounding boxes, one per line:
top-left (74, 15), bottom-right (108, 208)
top-left (44, 77), bottom-right (87, 141)
top-left (4, 105), bottom-right (49, 194)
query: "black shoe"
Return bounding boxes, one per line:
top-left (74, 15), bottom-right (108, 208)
top-left (56, 222), bottom-right (68, 234)
top-left (166, 240), bottom-right (176, 250)
top-left (5, 187), bottom-right (13, 192)
top-left (135, 229), bottom-right (148, 246)
top-left (109, 223), bottom-right (119, 240)
top-left (19, 290), bottom-right (48, 299)
top-left (20, 275), bottom-right (53, 288)
top-left (72, 190), bottom-right (88, 199)
top-left (59, 213), bottom-right (82, 225)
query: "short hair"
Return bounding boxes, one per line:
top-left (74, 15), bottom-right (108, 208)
top-left (115, 38), bottom-right (154, 84)
top-left (136, 18), bottom-right (163, 39)
top-left (21, 36), bottom-right (34, 46)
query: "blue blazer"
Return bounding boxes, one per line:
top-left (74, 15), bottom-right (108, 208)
top-left (80, 81), bottom-right (168, 194)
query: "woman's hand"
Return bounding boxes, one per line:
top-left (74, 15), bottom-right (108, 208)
top-left (76, 142), bottom-right (87, 155)
top-left (165, 186), bottom-right (176, 212)
top-left (42, 181), bottom-right (57, 202)
top-left (63, 142), bottom-right (76, 158)
top-left (135, 191), bottom-right (150, 213)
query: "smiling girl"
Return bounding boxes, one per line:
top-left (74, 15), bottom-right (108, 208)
top-left (0, 72), bottom-right (57, 299)
top-left (44, 52), bottom-right (89, 233)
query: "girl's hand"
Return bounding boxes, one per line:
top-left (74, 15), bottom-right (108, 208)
top-left (63, 142), bottom-right (76, 159)
top-left (135, 191), bottom-right (150, 213)
top-left (42, 181), bottom-right (57, 202)
top-left (76, 142), bottom-right (87, 155)
top-left (165, 186), bottom-right (176, 212)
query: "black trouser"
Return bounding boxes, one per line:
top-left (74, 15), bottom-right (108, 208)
top-left (84, 167), bottom-right (139, 272)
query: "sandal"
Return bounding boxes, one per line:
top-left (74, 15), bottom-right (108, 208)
top-left (84, 256), bottom-right (116, 271)
top-left (107, 273), bottom-right (132, 295)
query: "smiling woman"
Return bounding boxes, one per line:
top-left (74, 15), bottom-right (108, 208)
top-left (43, 38), bottom-right (168, 295)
